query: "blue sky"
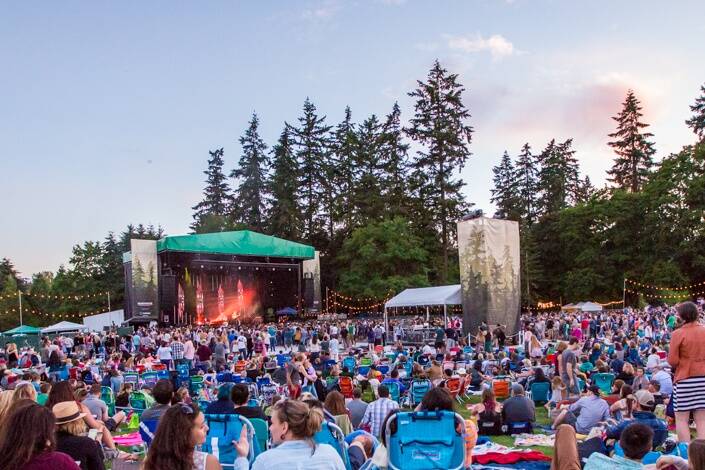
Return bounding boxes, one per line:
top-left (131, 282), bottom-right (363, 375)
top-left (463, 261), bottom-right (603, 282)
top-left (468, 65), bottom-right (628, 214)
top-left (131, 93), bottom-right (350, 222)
top-left (1, 1), bottom-right (704, 276)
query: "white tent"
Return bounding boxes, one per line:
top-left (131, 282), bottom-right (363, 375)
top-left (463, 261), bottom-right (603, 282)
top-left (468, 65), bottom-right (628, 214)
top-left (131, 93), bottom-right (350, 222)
top-left (83, 309), bottom-right (125, 332)
top-left (562, 301), bottom-right (603, 312)
top-left (41, 321), bottom-right (89, 334)
top-left (384, 285), bottom-right (462, 334)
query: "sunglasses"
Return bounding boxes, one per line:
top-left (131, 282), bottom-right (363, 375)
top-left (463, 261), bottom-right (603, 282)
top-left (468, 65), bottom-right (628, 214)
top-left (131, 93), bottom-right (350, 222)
top-left (179, 404), bottom-right (194, 415)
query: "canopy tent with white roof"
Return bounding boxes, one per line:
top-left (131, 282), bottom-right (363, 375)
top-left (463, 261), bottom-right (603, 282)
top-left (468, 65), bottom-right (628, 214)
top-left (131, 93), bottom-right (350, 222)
top-left (562, 301), bottom-right (604, 312)
top-left (383, 285), bottom-right (462, 334)
top-left (41, 321), bottom-right (89, 334)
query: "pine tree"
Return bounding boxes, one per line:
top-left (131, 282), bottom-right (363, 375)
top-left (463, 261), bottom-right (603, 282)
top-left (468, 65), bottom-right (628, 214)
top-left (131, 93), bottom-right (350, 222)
top-left (607, 90), bottom-right (655, 192)
top-left (514, 143), bottom-right (539, 226)
top-left (686, 83), bottom-right (705, 141)
top-left (231, 112), bottom-right (269, 232)
top-left (191, 148), bottom-right (231, 233)
top-left (331, 106), bottom-right (358, 234)
top-left (352, 114), bottom-right (385, 225)
top-left (405, 60), bottom-right (474, 283)
top-left (267, 126), bottom-right (301, 240)
top-left (574, 175), bottom-right (596, 203)
top-left (536, 139), bottom-right (580, 215)
top-left (379, 102), bottom-right (410, 219)
top-left (490, 151), bottom-right (520, 220)
top-left (291, 98), bottom-right (332, 245)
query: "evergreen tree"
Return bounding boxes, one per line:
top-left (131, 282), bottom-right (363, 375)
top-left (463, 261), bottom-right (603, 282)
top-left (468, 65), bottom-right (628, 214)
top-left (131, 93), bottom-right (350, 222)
top-left (331, 106), bottom-right (358, 235)
top-left (231, 112), bottom-right (269, 232)
top-left (574, 175), bottom-right (596, 203)
top-left (405, 60), bottom-right (474, 283)
top-left (352, 114), bottom-right (385, 225)
top-left (379, 102), bottom-right (410, 219)
top-left (686, 83), bottom-right (705, 141)
top-left (291, 98), bottom-right (332, 245)
top-left (514, 143), bottom-right (539, 226)
top-left (267, 126), bottom-right (301, 240)
top-left (607, 90), bottom-right (655, 192)
top-left (490, 151), bottom-right (520, 220)
top-left (191, 148), bottom-right (231, 233)
top-left (536, 139), bottom-right (580, 215)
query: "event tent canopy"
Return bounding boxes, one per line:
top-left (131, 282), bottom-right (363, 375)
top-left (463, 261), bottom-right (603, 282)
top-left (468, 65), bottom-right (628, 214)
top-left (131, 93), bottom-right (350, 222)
top-left (384, 285), bottom-right (462, 308)
top-left (562, 301), bottom-right (603, 312)
top-left (41, 321), bottom-right (89, 334)
top-left (156, 230), bottom-right (315, 259)
top-left (276, 307), bottom-right (297, 315)
top-left (3, 325), bottom-right (42, 335)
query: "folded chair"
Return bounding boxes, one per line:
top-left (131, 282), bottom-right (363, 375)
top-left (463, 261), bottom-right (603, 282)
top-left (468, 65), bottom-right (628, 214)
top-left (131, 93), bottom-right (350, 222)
top-left (313, 421), bottom-right (352, 470)
top-left (385, 410), bottom-right (465, 470)
top-left (202, 414), bottom-right (257, 467)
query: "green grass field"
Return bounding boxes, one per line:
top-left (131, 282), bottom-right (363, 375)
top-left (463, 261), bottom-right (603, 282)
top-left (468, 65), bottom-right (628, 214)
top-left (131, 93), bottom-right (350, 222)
top-left (454, 395), bottom-right (555, 457)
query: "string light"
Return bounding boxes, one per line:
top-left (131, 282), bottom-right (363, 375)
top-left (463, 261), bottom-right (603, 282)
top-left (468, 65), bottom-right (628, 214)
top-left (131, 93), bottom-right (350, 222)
top-left (0, 291), bottom-right (110, 301)
top-left (624, 288), bottom-right (703, 299)
top-left (625, 278), bottom-right (705, 291)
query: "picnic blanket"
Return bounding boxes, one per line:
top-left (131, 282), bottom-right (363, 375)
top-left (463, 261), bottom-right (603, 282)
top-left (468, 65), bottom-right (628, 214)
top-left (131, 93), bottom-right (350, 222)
top-left (472, 442), bottom-right (550, 465)
top-left (471, 463), bottom-right (550, 470)
top-left (113, 432), bottom-right (143, 447)
top-left (513, 433), bottom-right (555, 447)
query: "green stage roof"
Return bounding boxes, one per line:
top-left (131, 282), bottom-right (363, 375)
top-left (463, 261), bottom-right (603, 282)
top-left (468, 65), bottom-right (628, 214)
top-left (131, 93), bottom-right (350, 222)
top-left (157, 230), bottom-right (315, 259)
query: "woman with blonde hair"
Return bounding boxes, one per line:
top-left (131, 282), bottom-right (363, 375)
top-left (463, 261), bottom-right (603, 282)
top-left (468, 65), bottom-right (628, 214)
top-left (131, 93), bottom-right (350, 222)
top-left (230, 399), bottom-right (346, 470)
top-left (0, 389), bottom-right (14, 426)
top-left (13, 381), bottom-right (37, 402)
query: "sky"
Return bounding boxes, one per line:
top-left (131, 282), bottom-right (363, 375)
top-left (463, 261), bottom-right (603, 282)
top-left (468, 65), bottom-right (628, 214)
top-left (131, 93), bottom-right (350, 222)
top-left (1, 1), bottom-right (704, 277)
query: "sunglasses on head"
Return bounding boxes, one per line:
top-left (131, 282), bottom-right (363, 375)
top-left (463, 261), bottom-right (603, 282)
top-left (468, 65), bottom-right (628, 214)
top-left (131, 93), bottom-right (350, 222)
top-left (179, 404), bottom-right (194, 415)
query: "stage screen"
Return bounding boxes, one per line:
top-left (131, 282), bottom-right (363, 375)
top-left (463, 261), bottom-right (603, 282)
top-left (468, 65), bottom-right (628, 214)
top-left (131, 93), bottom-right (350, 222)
top-left (130, 239), bottom-right (159, 320)
top-left (457, 217), bottom-right (520, 335)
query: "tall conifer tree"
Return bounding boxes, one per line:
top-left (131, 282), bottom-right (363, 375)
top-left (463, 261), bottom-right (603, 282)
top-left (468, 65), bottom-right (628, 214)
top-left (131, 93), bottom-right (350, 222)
top-left (490, 151), bottom-right (520, 220)
top-left (379, 102), bottom-right (410, 219)
top-left (291, 98), bottom-right (332, 245)
top-left (686, 83), bottom-right (705, 141)
top-left (191, 148), bottom-right (232, 233)
top-left (514, 143), bottom-right (538, 226)
top-left (331, 106), bottom-right (358, 234)
top-left (231, 112), bottom-right (269, 231)
top-left (536, 139), bottom-right (580, 215)
top-left (607, 90), bottom-right (655, 192)
top-left (353, 114), bottom-right (385, 225)
top-left (405, 60), bottom-right (474, 283)
top-left (267, 126), bottom-right (300, 239)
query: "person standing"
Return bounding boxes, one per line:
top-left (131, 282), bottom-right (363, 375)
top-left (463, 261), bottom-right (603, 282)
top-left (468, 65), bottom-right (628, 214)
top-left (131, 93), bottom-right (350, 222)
top-left (561, 337), bottom-right (581, 397)
top-left (668, 301), bottom-right (705, 442)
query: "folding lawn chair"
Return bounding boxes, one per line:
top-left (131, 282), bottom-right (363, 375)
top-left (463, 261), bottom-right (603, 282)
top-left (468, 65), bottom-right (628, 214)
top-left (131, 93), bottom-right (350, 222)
top-left (202, 414), bottom-right (257, 467)
top-left (313, 421), bottom-right (352, 470)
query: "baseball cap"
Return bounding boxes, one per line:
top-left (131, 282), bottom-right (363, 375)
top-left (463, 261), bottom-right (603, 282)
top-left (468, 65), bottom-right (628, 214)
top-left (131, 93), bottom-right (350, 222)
top-left (635, 389), bottom-right (655, 407)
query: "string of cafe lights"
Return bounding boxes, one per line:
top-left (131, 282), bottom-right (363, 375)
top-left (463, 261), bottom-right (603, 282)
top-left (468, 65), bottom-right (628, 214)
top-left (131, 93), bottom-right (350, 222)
top-left (624, 287), bottom-right (705, 300)
top-left (0, 291), bottom-right (110, 301)
top-left (625, 278), bottom-right (705, 291)
top-left (0, 306), bottom-right (108, 318)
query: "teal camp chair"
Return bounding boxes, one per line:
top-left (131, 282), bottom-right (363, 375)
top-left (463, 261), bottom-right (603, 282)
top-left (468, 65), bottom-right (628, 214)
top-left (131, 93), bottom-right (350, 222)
top-left (314, 421), bottom-right (351, 470)
top-left (249, 418), bottom-right (269, 454)
top-left (386, 381), bottom-right (401, 403)
top-left (101, 386), bottom-right (116, 415)
top-left (386, 411), bottom-right (465, 470)
top-left (530, 381), bottom-right (550, 404)
top-left (577, 378), bottom-right (586, 393)
top-left (202, 414), bottom-right (257, 467)
top-left (592, 373), bottom-right (615, 395)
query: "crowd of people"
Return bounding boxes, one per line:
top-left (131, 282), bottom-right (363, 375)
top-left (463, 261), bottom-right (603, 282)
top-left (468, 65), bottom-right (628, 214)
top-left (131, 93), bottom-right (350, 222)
top-left (0, 299), bottom-right (704, 469)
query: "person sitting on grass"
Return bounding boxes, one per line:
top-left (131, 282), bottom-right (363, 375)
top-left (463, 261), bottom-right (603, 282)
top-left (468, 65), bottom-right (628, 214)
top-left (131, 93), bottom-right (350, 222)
top-left (501, 384), bottom-right (536, 431)
top-left (606, 389), bottom-right (668, 449)
top-left (552, 422), bottom-right (654, 470)
top-left (553, 384), bottom-right (609, 434)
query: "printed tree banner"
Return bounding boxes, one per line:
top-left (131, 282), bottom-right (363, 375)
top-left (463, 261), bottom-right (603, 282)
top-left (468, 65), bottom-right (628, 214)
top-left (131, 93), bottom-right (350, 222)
top-left (130, 239), bottom-right (159, 320)
top-left (457, 217), bottom-right (520, 336)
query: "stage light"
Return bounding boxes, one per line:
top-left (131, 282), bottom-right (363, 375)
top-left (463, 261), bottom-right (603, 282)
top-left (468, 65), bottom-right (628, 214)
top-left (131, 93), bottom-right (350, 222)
top-left (238, 267), bottom-right (241, 270)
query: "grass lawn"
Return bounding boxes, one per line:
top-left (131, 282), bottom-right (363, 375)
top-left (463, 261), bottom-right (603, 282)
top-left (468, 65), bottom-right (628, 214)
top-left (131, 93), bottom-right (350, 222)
top-left (454, 395), bottom-right (555, 458)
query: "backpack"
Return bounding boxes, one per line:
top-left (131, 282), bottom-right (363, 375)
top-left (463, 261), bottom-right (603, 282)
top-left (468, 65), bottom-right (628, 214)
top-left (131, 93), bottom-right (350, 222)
top-left (477, 408), bottom-right (503, 435)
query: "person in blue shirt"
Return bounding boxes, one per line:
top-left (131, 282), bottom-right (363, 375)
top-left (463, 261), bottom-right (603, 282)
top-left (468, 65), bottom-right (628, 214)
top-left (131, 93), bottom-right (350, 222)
top-left (605, 389), bottom-right (668, 449)
top-left (380, 368), bottom-right (407, 394)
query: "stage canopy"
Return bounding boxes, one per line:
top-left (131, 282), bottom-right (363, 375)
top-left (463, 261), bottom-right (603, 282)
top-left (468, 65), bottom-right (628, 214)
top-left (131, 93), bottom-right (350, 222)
top-left (156, 230), bottom-right (315, 259)
top-left (4, 325), bottom-right (41, 335)
top-left (41, 321), bottom-right (89, 334)
top-left (385, 285), bottom-right (462, 308)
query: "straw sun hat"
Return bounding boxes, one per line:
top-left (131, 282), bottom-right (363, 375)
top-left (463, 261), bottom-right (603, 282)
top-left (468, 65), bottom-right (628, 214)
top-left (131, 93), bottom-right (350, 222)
top-left (52, 401), bottom-right (86, 425)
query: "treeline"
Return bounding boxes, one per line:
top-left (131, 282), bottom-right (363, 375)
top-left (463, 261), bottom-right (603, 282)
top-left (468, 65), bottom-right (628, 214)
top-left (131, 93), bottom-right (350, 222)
top-left (490, 87), bottom-right (705, 305)
top-left (189, 60), bottom-right (474, 297)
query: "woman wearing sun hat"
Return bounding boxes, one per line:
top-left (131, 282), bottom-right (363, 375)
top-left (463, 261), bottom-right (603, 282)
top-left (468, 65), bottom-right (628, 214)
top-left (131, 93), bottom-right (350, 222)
top-left (53, 401), bottom-right (106, 470)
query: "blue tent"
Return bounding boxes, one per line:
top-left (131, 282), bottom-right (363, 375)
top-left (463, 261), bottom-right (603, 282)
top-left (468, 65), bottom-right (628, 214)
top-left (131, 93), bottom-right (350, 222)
top-left (276, 307), bottom-right (297, 316)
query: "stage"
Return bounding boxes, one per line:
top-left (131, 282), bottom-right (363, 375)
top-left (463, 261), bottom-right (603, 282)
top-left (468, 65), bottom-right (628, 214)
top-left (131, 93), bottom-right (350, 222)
top-left (123, 230), bottom-right (320, 325)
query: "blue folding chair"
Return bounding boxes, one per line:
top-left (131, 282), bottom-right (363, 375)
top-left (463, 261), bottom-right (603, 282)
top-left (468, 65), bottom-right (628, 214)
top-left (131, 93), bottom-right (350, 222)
top-left (506, 421), bottom-right (532, 435)
top-left (386, 411), bottom-right (465, 470)
top-left (138, 419), bottom-right (159, 448)
top-left (313, 421), bottom-right (352, 470)
top-left (217, 372), bottom-right (234, 383)
top-left (409, 379), bottom-right (432, 406)
top-left (386, 381), bottom-right (401, 403)
top-left (202, 414), bottom-right (257, 467)
top-left (378, 365), bottom-right (390, 375)
top-left (530, 381), bottom-right (550, 404)
top-left (592, 373), bottom-right (615, 395)
top-left (342, 356), bottom-right (356, 372)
